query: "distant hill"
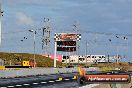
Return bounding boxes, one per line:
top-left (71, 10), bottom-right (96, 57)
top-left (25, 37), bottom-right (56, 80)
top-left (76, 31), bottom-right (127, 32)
top-left (0, 52), bottom-right (65, 67)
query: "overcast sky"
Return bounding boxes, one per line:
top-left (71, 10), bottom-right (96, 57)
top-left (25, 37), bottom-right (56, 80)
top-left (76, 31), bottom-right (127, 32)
top-left (1, 0), bottom-right (132, 61)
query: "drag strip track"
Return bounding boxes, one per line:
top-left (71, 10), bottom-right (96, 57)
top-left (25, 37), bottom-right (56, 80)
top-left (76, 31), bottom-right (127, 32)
top-left (0, 80), bottom-right (78, 88)
top-left (0, 67), bottom-right (97, 88)
top-left (0, 73), bottom-right (79, 88)
top-left (0, 73), bottom-right (99, 88)
top-left (0, 79), bottom-right (99, 88)
top-left (27, 80), bottom-right (79, 88)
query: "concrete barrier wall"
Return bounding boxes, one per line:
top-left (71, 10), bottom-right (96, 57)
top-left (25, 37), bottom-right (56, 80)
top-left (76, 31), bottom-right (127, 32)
top-left (0, 67), bottom-right (96, 78)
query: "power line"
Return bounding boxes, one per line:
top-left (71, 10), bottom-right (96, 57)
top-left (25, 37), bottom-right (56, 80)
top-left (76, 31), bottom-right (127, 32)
top-left (2, 28), bottom-right (42, 35)
top-left (0, 3), bottom-right (4, 45)
top-left (80, 30), bottom-right (132, 37)
top-left (2, 30), bottom-right (28, 34)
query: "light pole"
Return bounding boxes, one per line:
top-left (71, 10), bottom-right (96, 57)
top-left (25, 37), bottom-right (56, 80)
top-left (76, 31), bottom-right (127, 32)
top-left (29, 30), bottom-right (36, 67)
top-left (0, 3), bottom-right (3, 46)
top-left (115, 35), bottom-right (119, 63)
top-left (124, 36), bottom-right (128, 62)
top-left (116, 46), bottom-right (119, 63)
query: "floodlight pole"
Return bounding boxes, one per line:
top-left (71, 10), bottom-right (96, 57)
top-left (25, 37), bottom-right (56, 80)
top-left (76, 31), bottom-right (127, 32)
top-left (29, 30), bottom-right (36, 67)
top-left (0, 3), bottom-right (3, 46)
top-left (54, 41), bottom-right (57, 68)
top-left (33, 31), bottom-right (36, 67)
top-left (124, 37), bottom-right (128, 62)
top-left (0, 8), bottom-right (1, 46)
top-left (116, 45), bottom-right (119, 63)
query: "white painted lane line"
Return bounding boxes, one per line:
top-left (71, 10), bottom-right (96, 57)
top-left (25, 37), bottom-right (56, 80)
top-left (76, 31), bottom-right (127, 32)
top-left (7, 86), bottom-right (14, 88)
top-left (49, 81), bottom-right (55, 83)
top-left (0, 87), bottom-right (7, 88)
top-left (33, 83), bottom-right (39, 85)
top-left (79, 84), bottom-right (99, 88)
top-left (41, 82), bottom-right (47, 84)
top-left (16, 85), bottom-right (22, 87)
top-left (64, 79), bottom-right (70, 80)
top-left (23, 84), bottom-right (30, 86)
top-left (55, 80), bottom-right (61, 82)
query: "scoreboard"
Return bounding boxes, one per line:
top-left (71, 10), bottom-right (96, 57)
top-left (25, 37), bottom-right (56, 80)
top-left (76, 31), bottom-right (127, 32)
top-left (57, 41), bottom-right (76, 46)
top-left (57, 47), bottom-right (76, 52)
top-left (57, 41), bottom-right (76, 52)
top-left (54, 33), bottom-right (81, 52)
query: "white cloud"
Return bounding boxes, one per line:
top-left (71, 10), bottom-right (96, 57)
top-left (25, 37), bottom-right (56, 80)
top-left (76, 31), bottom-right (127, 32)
top-left (16, 12), bottom-right (34, 25)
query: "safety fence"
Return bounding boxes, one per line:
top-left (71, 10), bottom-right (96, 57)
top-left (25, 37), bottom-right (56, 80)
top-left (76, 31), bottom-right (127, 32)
top-left (0, 67), bottom-right (95, 78)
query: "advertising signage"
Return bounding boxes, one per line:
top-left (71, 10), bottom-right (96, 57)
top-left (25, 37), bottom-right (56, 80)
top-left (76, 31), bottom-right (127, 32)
top-left (54, 33), bottom-right (81, 41)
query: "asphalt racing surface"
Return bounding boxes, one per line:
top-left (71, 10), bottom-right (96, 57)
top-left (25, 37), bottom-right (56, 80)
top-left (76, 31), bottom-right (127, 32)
top-left (1, 69), bottom-right (131, 88)
top-left (0, 67), bottom-right (97, 88)
top-left (0, 78), bottom-right (98, 88)
top-left (31, 81), bottom-right (79, 88)
top-left (0, 73), bottom-right (80, 88)
top-left (0, 72), bottom-right (99, 88)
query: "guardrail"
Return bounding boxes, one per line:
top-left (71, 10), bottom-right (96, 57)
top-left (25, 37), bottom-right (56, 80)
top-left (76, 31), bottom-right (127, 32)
top-left (0, 67), bottom-right (96, 78)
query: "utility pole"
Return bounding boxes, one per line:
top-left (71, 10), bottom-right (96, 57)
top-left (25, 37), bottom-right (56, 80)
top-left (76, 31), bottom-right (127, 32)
top-left (29, 30), bottom-right (36, 67)
top-left (33, 31), bottom-right (36, 67)
top-left (0, 3), bottom-right (3, 46)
